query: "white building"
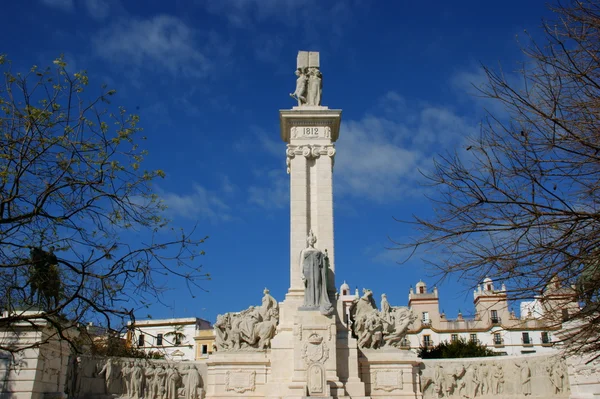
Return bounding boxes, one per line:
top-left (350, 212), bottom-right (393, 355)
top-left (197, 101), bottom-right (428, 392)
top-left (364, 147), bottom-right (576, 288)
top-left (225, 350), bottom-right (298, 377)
top-left (128, 317), bottom-right (211, 361)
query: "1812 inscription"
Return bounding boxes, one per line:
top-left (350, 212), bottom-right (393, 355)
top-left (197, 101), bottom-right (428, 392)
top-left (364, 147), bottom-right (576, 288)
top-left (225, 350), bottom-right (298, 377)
top-left (292, 126), bottom-right (331, 139)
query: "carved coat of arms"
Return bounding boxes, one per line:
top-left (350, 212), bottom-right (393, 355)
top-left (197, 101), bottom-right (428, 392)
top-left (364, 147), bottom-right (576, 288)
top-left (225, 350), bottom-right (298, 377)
top-left (302, 333), bottom-right (329, 364)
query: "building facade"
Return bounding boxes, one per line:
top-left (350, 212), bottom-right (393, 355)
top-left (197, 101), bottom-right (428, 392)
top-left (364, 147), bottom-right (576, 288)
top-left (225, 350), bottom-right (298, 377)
top-left (127, 317), bottom-right (211, 361)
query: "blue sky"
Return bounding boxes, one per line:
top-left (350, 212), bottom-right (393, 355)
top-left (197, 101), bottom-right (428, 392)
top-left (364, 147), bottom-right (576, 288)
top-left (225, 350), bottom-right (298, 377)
top-left (3, 0), bottom-right (557, 323)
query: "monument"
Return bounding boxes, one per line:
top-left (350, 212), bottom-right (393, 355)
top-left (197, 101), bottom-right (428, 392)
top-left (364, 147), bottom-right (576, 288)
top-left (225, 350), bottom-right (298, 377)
top-left (4, 50), bottom-right (586, 399)
top-left (202, 50), bottom-right (422, 399)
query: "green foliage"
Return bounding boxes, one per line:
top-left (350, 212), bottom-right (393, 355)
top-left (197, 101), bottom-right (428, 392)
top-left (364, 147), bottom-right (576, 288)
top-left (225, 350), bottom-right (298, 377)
top-left (0, 55), bottom-right (208, 354)
top-left (85, 334), bottom-right (164, 359)
top-left (164, 325), bottom-right (186, 346)
top-left (418, 338), bottom-right (500, 359)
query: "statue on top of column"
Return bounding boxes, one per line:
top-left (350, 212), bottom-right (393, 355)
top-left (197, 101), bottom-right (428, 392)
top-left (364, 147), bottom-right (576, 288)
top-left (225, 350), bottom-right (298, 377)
top-left (290, 51), bottom-right (322, 107)
top-left (300, 230), bottom-right (334, 316)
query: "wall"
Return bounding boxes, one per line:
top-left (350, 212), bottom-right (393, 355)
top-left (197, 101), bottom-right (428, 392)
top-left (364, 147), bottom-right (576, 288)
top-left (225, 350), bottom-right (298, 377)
top-left (0, 323), bottom-right (71, 399)
top-left (420, 353), bottom-right (569, 399)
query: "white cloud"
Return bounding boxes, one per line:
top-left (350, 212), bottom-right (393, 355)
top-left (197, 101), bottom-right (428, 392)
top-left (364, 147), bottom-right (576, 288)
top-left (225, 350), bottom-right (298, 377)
top-left (247, 170), bottom-right (289, 210)
top-left (203, 0), bottom-right (310, 26)
top-left (40, 0), bottom-right (73, 11)
top-left (84, 0), bottom-right (110, 20)
top-left (451, 65), bottom-right (520, 118)
top-left (333, 92), bottom-right (476, 202)
top-left (93, 15), bottom-right (211, 78)
top-left (159, 184), bottom-right (232, 222)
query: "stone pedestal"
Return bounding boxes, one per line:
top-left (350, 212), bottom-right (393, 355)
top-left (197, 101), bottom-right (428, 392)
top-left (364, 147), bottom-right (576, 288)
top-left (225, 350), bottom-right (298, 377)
top-left (359, 350), bottom-right (422, 398)
top-left (267, 310), bottom-right (345, 399)
top-left (205, 352), bottom-right (270, 399)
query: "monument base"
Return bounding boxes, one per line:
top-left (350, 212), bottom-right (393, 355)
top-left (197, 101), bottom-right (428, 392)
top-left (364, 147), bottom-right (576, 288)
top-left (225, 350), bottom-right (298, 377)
top-left (359, 349), bottom-right (422, 398)
top-left (205, 352), bottom-right (270, 399)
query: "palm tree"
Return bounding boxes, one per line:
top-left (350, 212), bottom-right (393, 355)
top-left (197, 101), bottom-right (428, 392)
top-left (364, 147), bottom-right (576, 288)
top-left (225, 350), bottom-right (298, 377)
top-left (164, 325), bottom-right (186, 346)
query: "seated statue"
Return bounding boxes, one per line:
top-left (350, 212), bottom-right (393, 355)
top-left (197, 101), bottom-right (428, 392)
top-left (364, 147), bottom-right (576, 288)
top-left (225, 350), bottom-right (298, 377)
top-left (350, 289), bottom-right (416, 349)
top-left (213, 290), bottom-right (279, 351)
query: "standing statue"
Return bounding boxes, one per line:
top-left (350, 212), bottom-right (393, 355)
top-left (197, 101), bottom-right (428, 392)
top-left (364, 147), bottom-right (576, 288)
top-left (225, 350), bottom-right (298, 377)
top-left (183, 365), bottom-right (203, 399)
top-left (121, 361), bottom-right (133, 398)
top-left (290, 69), bottom-right (308, 106)
top-left (306, 67), bottom-right (322, 106)
top-left (300, 230), bottom-right (334, 315)
top-left (28, 246), bottom-right (61, 309)
top-left (548, 357), bottom-right (566, 394)
top-left (98, 358), bottom-right (119, 395)
top-left (166, 365), bottom-right (182, 399)
top-left (518, 360), bottom-right (532, 396)
top-left (131, 361), bottom-right (145, 399)
top-left (492, 364), bottom-right (504, 394)
top-left (155, 365), bottom-right (168, 399)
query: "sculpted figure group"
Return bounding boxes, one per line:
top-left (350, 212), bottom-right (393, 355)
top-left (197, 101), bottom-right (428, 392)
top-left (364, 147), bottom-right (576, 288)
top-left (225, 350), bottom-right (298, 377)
top-left (421, 356), bottom-right (568, 399)
top-left (349, 289), bottom-right (416, 349)
top-left (67, 357), bottom-right (204, 399)
top-left (290, 67), bottom-right (322, 107)
top-left (214, 288), bottom-right (279, 351)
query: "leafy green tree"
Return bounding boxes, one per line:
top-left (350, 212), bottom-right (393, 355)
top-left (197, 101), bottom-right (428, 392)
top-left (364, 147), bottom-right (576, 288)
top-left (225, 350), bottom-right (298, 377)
top-left (418, 338), bottom-right (500, 359)
top-left (0, 55), bottom-right (208, 354)
top-left (398, 0), bottom-right (600, 356)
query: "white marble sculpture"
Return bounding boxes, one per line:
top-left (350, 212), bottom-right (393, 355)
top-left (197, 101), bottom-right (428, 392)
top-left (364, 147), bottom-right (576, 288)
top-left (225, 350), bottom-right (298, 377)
top-left (350, 288), bottom-right (416, 349)
top-left (289, 51), bottom-right (322, 107)
top-left (182, 365), bottom-right (203, 399)
top-left (98, 358), bottom-right (119, 395)
top-left (307, 67), bottom-right (322, 106)
top-left (421, 356), bottom-right (570, 399)
top-left (214, 289), bottom-right (279, 351)
top-left (290, 69), bottom-right (308, 106)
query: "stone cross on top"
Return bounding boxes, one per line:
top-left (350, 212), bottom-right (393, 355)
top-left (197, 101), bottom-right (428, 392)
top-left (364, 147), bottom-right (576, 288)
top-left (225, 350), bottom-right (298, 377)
top-left (290, 51), bottom-right (322, 107)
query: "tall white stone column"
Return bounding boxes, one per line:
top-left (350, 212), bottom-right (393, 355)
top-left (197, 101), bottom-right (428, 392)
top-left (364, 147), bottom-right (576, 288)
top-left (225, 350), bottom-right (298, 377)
top-left (280, 108), bottom-right (342, 300)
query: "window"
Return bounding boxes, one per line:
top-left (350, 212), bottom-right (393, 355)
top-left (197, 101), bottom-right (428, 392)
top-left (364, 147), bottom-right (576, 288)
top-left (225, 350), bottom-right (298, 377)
top-left (562, 309), bottom-right (569, 322)
top-left (156, 333), bottom-right (163, 346)
top-left (522, 332), bottom-right (531, 345)
top-left (175, 335), bottom-right (182, 345)
top-left (423, 335), bottom-right (431, 347)
top-left (470, 333), bottom-right (477, 343)
top-left (541, 332), bottom-right (550, 344)
top-left (201, 344), bottom-right (208, 355)
top-left (451, 334), bottom-right (458, 342)
top-left (342, 289), bottom-right (348, 295)
top-left (138, 334), bottom-right (145, 347)
top-left (494, 333), bottom-right (502, 345)
top-left (491, 310), bottom-right (499, 323)
top-left (419, 286), bottom-right (425, 294)
top-left (422, 312), bottom-right (430, 324)
top-left (487, 283), bottom-right (492, 291)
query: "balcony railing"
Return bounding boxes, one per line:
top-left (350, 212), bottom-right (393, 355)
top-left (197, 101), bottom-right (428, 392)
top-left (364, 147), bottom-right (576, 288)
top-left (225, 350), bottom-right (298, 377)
top-left (490, 316), bottom-right (501, 324)
top-left (522, 337), bottom-right (533, 346)
top-left (422, 319), bottom-right (431, 326)
top-left (422, 340), bottom-right (434, 348)
top-left (493, 338), bottom-right (504, 346)
top-left (541, 335), bottom-right (552, 346)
